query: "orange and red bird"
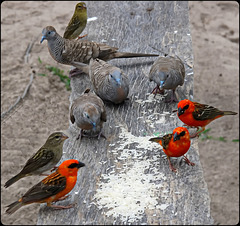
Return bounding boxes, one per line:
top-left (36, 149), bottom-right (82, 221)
top-left (177, 99), bottom-right (237, 137)
top-left (5, 159), bottom-right (85, 214)
top-left (149, 127), bottom-right (194, 172)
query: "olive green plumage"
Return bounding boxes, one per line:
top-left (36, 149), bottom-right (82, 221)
top-left (4, 132), bottom-right (68, 188)
top-left (63, 2), bottom-right (87, 40)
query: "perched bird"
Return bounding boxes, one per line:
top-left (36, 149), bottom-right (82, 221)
top-left (4, 132), bottom-right (68, 188)
top-left (5, 159), bottom-right (85, 214)
top-left (70, 88), bottom-right (107, 139)
top-left (148, 55), bottom-right (185, 103)
top-left (40, 26), bottom-right (158, 72)
top-left (177, 99), bottom-right (238, 138)
top-left (149, 127), bottom-right (194, 172)
top-left (88, 58), bottom-right (129, 104)
top-left (63, 2), bottom-right (88, 40)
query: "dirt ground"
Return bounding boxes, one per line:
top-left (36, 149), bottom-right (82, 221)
top-left (1, 1), bottom-right (239, 225)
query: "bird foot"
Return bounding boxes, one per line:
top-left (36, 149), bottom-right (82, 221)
top-left (151, 86), bottom-right (164, 97)
top-left (69, 68), bottom-right (85, 78)
top-left (40, 173), bottom-right (49, 176)
top-left (77, 34), bottom-right (88, 40)
top-left (50, 203), bottom-right (76, 210)
top-left (50, 166), bottom-right (58, 172)
top-left (165, 90), bottom-right (179, 103)
top-left (53, 195), bottom-right (71, 202)
top-left (183, 156), bottom-right (195, 166)
top-left (98, 132), bottom-right (107, 140)
top-left (167, 157), bottom-right (177, 173)
top-left (190, 127), bottom-right (204, 138)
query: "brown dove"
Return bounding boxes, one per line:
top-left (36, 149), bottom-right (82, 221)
top-left (70, 88), bottom-right (107, 139)
top-left (149, 55), bottom-right (185, 103)
top-left (40, 26), bottom-right (158, 70)
top-left (89, 58), bottom-right (129, 104)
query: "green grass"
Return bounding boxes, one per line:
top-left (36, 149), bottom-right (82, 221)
top-left (37, 57), bottom-right (71, 91)
top-left (199, 128), bottom-right (238, 142)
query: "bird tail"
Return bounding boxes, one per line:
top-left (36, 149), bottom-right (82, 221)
top-left (6, 201), bottom-right (23, 215)
top-left (149, 137), bottom-right (162, 143)
top-left (4, 173), bottom-right (25, 188)
top-left (223, 111), bottom-right (237, 116)
top-left (112, 52), bottom-right (159, 59)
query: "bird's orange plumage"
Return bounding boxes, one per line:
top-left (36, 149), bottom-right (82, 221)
top-left (177, 99), bottom-right (237, 137)
top-left (149, 127), bottom-right (193, 172)
top-left (6, 159), bottom-right (85, 214)
top-left (165, 127), bottom-right (190, 157)
top-left (42, 159), bottom-right (80, 205)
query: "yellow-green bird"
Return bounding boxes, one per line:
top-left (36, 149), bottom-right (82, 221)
top-left (4, 132), bottom-right (68, 188)
top-left (63, 2), bottom-right (87, 40)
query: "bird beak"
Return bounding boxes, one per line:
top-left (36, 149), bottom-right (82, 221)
top-left (77, 162), bottom-right (85, 168)
top-left (61, 134), bottom-right (69, 141)
top-left (160, 80), bottom-right (164, 89)
top-left (116, 78), bottom-right (121, 86)
top-left (178, 107), bottom-right (183, 116)
top-left (40, 35), bottom-right (46, 43)
top-left (173, 132), bottom-right (179, 141)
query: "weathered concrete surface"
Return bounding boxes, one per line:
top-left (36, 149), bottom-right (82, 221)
top-left (37, 1), bottom-right (214, 225)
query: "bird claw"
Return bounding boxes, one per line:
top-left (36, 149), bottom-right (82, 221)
top-left (50, 203), bottom-right (76, 210)
top-left (77, 34), bottom-right (88, 40)
top-left (53, 195), bottom-right (71, 202)
top-left (151, 86), bottom-right (164, 96)
top-left (183, 156), bottom-right (195, 166)
top-left (50, 166), bottom-right (58, 172)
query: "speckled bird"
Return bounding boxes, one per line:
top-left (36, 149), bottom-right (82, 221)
top-left (149, 55), bottom-right (185, 103)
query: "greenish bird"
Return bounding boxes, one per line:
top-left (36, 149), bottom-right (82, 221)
top-left (63, 2), bottom-right (87, 40)
top-left (4, 132), bottom-right (68, 188)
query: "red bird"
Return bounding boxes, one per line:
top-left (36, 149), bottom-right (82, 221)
top-left (177, 99), bottom-right (238, 137)
top-left (149, 127), bottom-right (194, 172)
top-left (6, 159), bottom-right (85, 214)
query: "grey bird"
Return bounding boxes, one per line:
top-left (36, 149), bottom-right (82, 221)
top-left (40, 26), bottom-right (158, 71)
top-left (70, 88), bottom-right (107, 140)
top-left (149, 55), bottom-right (185, 103)
top-left (89, 58), bottom-right (129, 104)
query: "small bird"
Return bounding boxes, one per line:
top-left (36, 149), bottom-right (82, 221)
top-left (70, 88), bottom-right (107, 139)
top-left (89, 58), bottom-right (129, 104)
top-left (63, 2), bottom-right (88, 40)
top-left (149, 127), bottom-right (194, 172)
top-left (4, 132), bottom-right (68, 188)
top-left (177, 99), bottom-right (238, 138)
top-left (40, 26), bottom-right (158, 70)
top-left (148, 55), bottom-right (185, 103)
top-left (5, 159), bottom-right (85, 214)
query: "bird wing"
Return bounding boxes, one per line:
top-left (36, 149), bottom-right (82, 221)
top-left (22, 172), bottom-right (66, 204)
top-left (63, 16), bottom-right (82, 39)
top-left (161, 134), bottom-right (173, 150)
top-left (192, 102), bottom-right (224, 120)
top-left (20, 148), bottom-right (55, 175)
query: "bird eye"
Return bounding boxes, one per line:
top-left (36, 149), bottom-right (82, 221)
top-left (183, 105), bottom-right (189, 110)
top-left (55, 135), bottom-right (61, 139)
top-left (180, 131), bottom-right (186, 136)
top-left (48, 31), bottom-right (51, 35)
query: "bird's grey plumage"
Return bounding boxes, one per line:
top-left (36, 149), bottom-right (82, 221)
top-left (70, 88), bottom-right (107, 139)
top-left (149, 55), bottom-right (185, 102)
top-left (88, 58), bottom-right (129, 104)
top-left (40, 26), bottom-right (159, 68)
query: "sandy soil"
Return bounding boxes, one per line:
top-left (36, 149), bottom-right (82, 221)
top-left (1, 1), bottom-right (239, 225)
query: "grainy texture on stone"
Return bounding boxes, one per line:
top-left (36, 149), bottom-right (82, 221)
top-left (37, 1), bottom-right (213, 225)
